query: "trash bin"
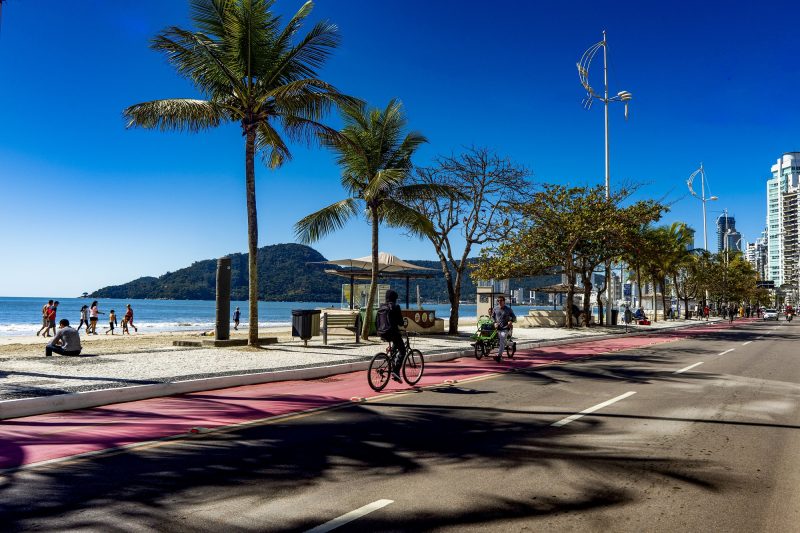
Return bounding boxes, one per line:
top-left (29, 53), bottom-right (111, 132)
top-left (292, 309), bottom-right (321, 345)
top-left (611, 309), bottom-right (619, 325)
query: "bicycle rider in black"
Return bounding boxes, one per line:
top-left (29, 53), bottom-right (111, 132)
top-left (382, 290), bottom-right (407, 379)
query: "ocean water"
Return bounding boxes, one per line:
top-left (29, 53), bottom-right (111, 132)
top-left (0, 297), bottom-right (556, 337)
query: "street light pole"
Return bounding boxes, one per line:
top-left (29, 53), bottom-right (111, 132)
top-left (578, 31), bottom-right (632, 326)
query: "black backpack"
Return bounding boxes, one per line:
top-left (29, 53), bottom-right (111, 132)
top-left (376, 302), bottom-right (393, 339)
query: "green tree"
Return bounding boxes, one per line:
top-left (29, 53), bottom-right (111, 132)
top-left (405, 147), bottom-right (531, 335)
top-left (294, 99), bottom-right (433, 339)
top-left (474, 184), bottom-right (664, 328)
top-left (123, 0), bottom-right (350, 346)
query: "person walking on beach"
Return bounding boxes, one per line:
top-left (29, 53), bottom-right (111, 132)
top-left (105, 310), bottom-right (118, 335)
top-left (44, 301), bottom-right (59, 337)
top-left (233, 306), bottom-right (241, 331)
top-left (45, 319), bottom-right (82, 357)
top-left (88, 301), bottom-right (103, 335)
top-left (120, 314), bottom-right (130, 334)
top-left (125, 304), bottom-right (138, 333)
top-left (36, 300), bottom-right (54, 336)
top-left (77, 305), bottom-right (90, 332)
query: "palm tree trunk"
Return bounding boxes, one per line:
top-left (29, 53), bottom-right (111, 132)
top-left (244, 125), bottom-right (259, 347)
top-left (362, 207), bottom-right (379, 339)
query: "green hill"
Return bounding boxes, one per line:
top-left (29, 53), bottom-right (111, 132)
top-left (90, 243), bottom-right (550, 303)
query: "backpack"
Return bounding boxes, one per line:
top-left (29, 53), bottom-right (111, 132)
top-left (376, 302), bottom-right (394, 339)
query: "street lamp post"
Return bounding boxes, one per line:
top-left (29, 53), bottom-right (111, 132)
top-left (578, 31), bottom-right (633, 325)
top-left (687, 163), bottom-right (718, 251)
top-left (687, 163), bottom-right (718, 310)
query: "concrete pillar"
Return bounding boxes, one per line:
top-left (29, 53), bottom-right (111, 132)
top-left (215, 257), bottom-right (232, 340)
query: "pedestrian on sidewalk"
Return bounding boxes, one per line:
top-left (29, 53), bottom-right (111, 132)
top-left (45, 319), bottom-right (82, 357)
top-left (36, 300), bottom-right (54, 336)
top-left (491, 296), bottom-right (516, 362)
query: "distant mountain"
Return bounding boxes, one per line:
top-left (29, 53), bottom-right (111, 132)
top-left (90, 244), bottom-right (474, 302)
top-left (90, 243), bottom-right (550, 303)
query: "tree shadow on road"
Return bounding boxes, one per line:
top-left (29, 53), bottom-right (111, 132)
top-left (0, 387), bottom-right (738, 532)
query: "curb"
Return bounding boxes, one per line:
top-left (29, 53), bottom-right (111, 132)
top-left (0, 319), bottom-right (723, 421)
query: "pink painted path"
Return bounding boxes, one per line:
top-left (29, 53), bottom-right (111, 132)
top-left (0, 319), bottom-right (753, 471)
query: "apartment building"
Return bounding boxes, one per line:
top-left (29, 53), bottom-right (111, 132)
top-left (766, 152), bottom-right (800, 286)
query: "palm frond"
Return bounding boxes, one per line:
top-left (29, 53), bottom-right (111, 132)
top-left (255, 121), bottom-right (291, 168)
top-left (190, 0), bottom-right (231, 38)
top-left (152, 27), bottom-right (244, 99)
top-left (295, 197), bottom-right (360, 243)
top-left (379, 199), bottom-right (435, 238)
top-left (266, 19), bottom-right (340, 86)
top-left (363, 168), bottom-right (408, 200)
top-left (123, 99), bottom-right (226, 131)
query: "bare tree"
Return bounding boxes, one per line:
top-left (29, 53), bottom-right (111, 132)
top-left (407, 147), bottom-right (532, 335)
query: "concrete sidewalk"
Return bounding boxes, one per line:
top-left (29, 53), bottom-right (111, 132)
top-left (0, 317), bottom-right (725, 419)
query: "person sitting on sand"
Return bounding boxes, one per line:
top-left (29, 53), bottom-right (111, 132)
top-left (46, 319), bottom-right (82, 357)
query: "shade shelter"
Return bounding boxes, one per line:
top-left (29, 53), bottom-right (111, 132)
top-left (313, 252), bottom-right (437, 310)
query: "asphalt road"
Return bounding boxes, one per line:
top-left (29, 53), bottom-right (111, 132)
top-left (1, 319), bottom-right (798, 532)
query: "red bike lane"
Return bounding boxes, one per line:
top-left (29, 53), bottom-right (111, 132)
top-left (0, 319), bottom-right (748, 472)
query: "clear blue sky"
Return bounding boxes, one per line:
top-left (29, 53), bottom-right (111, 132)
top-left (1, 0), bottom-right (798, 297)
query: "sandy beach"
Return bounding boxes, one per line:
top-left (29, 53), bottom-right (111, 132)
top-left (0, 326), bottom-right (295, 356)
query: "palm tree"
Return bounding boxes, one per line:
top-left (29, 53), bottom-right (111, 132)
top-left (295, 99), bottom-right (432, 339)
top-left (123, 0), bottom-right (350, 346)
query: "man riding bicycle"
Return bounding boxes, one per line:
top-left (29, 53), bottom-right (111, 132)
top-left (377, 289), bottom-right (406, 382)
top-left (491, 296), bottom-right (516, 361)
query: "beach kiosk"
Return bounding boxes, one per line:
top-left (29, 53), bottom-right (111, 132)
top-left (314, 252), bottom-right (444, 334)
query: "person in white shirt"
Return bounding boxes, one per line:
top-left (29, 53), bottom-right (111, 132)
top-left (46, 319), bottom-right (82, 357)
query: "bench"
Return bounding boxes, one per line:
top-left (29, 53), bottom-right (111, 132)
top-left (322, 312), bottom-right (362, 345)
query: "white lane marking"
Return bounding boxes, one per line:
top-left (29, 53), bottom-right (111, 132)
top-left (742, 341), bottom-right (752, 346)
top-left (551, 391), bottom-right (637, 427)
top-left (674, 362), bottom-right (704, 374)
top-left (306, 499), bottom-right (394, 533)
top-left (718, 348), bottom-right (735, 356)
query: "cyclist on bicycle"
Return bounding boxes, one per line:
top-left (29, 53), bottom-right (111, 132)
top-left (491, 296), bottom-right (516, 361)
top-left (377, 289), bottom-right (406, 382)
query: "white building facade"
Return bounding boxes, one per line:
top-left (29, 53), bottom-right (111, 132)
top-left (766, 152), bottom-right (800, 286)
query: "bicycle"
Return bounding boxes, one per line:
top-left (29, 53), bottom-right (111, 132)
top-left (367, 329), bottom-right (425, 392)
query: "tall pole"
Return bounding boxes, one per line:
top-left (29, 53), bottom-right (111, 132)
top-left (700, 163), bottom-right (708, 250)
top-left (603, 30), bottom-right (613, 325)
top-left (603, 30), bottom-right (610, 196)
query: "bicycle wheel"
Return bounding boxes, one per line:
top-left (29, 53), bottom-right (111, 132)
top-left (368, 353), bottom-right (392, 392)
top-left (474, 340), bottom-right (485, 360)
top-left (403, 349), bottom-right (425, 385)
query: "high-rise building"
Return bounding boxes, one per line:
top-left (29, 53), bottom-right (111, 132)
top-left (745, 228), bottom-right (768, 280)
top-left (766, 152), bottom-right (800, 286)
top-left (716, 212), bottom-right (741, 253)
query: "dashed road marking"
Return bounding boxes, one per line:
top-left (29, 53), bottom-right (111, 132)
top-left (674, 362), bottom-right (704, 374)
top-left (742, 341), bottom-right (752, 346)
top-left (306, 499), bottom-right (394, 533)
top-left (551, 391), bottom-right (637, 427)
top-left (718, 348), bottom-right (735, 356)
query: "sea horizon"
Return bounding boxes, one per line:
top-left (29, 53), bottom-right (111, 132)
top-left (0, 296), bottom-right (552, 337)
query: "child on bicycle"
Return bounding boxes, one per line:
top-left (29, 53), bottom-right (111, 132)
top-left (376, 289), bottom-right (406, 382)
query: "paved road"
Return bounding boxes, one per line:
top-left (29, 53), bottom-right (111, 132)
top-left (1, 319), bottom-right (798, 531)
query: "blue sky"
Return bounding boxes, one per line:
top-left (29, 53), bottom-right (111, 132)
top-left (1, 0), bottom-right (799, 297)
